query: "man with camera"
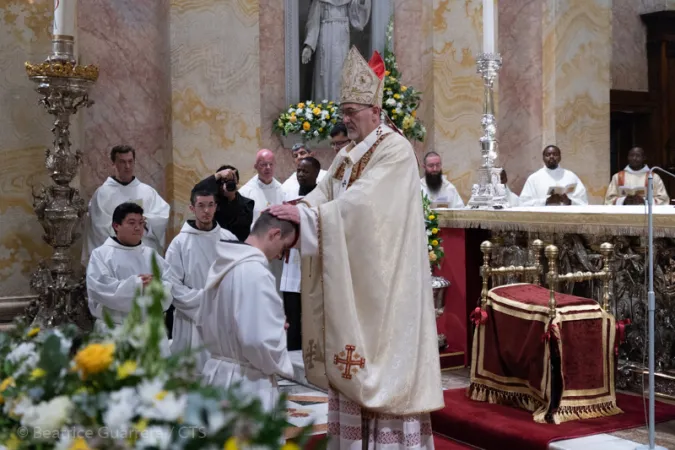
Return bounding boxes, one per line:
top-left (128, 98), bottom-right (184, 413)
top-left (193, 165), bottom-right (254, 241)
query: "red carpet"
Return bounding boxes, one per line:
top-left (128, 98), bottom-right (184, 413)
top-left (303, 433), bottom-right (474, 449)
top-left (431, 389), bottom-right (675, 450)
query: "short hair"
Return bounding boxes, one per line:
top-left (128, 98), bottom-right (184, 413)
top-left (423, 151), bottom-right (440, 163)
top-left (251, 211), bottom-right (298, 239)
top-left (112, 202), bottom-right (144, 226)
top-left (300, 156), bottom-right (321, 172)
top-left (543, 145), bottom-right (561, 155)
top-left (330, 122), bottom-right (348, 138)
top-left (292, 143), bottom-right (310, 152)
top-left (216, 164), bottom-right (239, 182)
top-left (190, 189), bottom-right (215, 205)
top-left (110, 145), bottom-right (136, 162)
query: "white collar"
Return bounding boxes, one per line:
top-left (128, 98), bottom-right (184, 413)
top-left (542, 166), bottom-right (564, 174)
top-left (339, 124), bottom-right (393, 165)
top-left (253, 175), bottom-right (280, 189)
top-left (624, 165), bottom-right (649, 174)
top-left (103, 236), bottom-right (144, 251)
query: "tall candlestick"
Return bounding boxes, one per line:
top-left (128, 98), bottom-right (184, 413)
top-left (53, 0), bottom-right (78, 37)
top-left (483, 0), bottom-right (495, 54)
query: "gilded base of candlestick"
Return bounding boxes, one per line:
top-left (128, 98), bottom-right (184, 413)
top-left (22, 37), bottom-right (98, 331)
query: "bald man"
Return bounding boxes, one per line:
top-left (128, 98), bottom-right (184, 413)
top-left (238, 149), bottom-right (287, 293)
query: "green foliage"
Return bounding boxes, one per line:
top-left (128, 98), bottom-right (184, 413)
top-left (274, 100), bottom-right (338, 143)
top-left (423, 194), bottom-right (444, 269)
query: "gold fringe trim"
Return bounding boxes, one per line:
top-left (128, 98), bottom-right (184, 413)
top-left (548, 401), bottom-right (624, 424)
top-left (441, 218), bottom-right (661, 237)
top-left (468, 382), bottom-right (543, 413)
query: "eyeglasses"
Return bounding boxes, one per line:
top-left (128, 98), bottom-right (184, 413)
top-left (257, 163), bottom-right (275, 169)
top-left (331, 140), bottom-right (350, 148)
top-left (337, 105), bottom-right (371, 118)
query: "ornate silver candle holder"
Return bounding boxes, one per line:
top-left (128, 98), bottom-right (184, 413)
top-left (467, 52), bottom-right (509, 209)
top-left (23, 36), bottom-right (99, 330)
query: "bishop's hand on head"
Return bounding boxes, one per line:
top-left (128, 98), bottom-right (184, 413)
top-left (268, 204), bottom-right (300, 225)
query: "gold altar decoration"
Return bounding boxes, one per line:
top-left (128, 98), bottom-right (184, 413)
top-left (25, 61), bottom-right (99, 82)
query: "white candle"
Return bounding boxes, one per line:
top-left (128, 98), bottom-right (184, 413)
top-left (53, 0), bottom-right (78, 37)
top-left (482, 0), bottom-right (495, 54)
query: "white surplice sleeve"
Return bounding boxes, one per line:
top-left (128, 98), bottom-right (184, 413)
top-left (519, 175), bottom-right (545, 207)
top-left (165, 239), bottom-right (202, 320)
top-left (156, 253), bottom-right (177, 312)
top-left (232, 263), bottom-right (293, 378)
top-left (143, 190), bottom-right (170, 253)
top-left (568, 174), bottom-right (589, 206)
top-left (297, 205), bottom-right (320, 257)
top-left (86, 252), bottom-right (142, 314)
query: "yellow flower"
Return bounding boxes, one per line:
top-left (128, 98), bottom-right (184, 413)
top-left (312, 107), bottom-right (321, 115)
top-left (428, 214), bottom-right (435, 220)
top-left (73, 342), bottom-right (115, 378)
top-left (384, 70), bottom-right (391, 76)
top-left (135, 418), bottom-right (149, 432)
top-left (392, 114), bottom-right (397, 120)
top-left (401, 86), bottom-right (408, 92)
top-left (297, 102), bottom-right (305, 109)
top-left (431, 240), bottom-right (439, 247)
top-left (26, 327), bottom-right (40, 338)
top-left (289, 115), bottom-right (297, 123)
top-left (224, 437), bottom-right (239, 450)
top-left (402, 115), bottom-right (414, 130)
top-left (0, 377), bottom-right (15, 392)
top-left (325, 114), bottom-right (330, 120)
top-left (4, 434), bottom-right (20, 450)
top-left (393, 93), bottom-right (400, 99)
top-left (302, 121), bottom-right (311, 131)
top-left (431, 228), bottom-right (438, 235)
top-left (116, 360), bottom-right (138, 380)
top-left (30, 368), bottom-right (46, 380)
top-left (412, 110), bottom-right (417, 118)
top-left (318, 128), bottom-right (324, 133)
top-left (281, 443), bottom-right (301, 450)
top-left (69, 437), bottom-right (91, 450)
top-left (155, 390), bottom-right (168, 401)
top-left (429, 251), bottom-right (438, 262)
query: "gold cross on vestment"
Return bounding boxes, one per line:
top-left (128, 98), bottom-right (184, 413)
top-left (333, 344), bottom-right (366, 380)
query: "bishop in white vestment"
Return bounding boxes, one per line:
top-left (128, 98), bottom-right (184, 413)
top-left (519, 146), bottom-right (588, 207)
top-left (165, 191), bottom-right (237, 371)
top-left (82, 146), bottom-right (170, 265)
top-left (605, 147), bottom-right (670, 205)
top-left (271, 47), bottom-right (443, 450)
top-left (86, 202), bottom-right (173, 354)
top-left (199, 212), bottom-right (297, 412)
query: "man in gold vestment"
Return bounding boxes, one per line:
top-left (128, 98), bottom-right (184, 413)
top-left (270, 47), bottom-right (444, 449)
top-left (604, 146), bottom-right (670, 205)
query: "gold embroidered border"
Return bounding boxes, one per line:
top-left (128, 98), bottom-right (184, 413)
top-left (333, 132), bottom-right (393, 188)
top-left (436, 209), bottom-right (675, 237)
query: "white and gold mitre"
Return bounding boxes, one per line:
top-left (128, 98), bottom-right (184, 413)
top-left (339, 46), bottom-right (386, 106)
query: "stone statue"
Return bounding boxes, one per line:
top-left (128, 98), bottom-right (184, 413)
top-left (301, 0), bottom-right (372, 102)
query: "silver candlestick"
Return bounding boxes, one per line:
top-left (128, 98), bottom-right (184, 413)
top-left (468, 52), bottom-right (509, 209)
top-left (23, 36), bottom-right (99, 330)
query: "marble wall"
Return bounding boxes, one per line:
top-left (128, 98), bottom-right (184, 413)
top-left (612, 0), bottom-right (649, 92)
top-left (0, 0), bottom-right (58, 299)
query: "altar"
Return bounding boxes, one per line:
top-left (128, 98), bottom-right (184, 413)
top-left (435, 205), bottom-right (675, 399)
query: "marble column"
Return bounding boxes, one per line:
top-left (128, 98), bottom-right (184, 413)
top-left (170, 0), bottom-right (261, 236)
top-left (0, 0), bottom-right (60, 300)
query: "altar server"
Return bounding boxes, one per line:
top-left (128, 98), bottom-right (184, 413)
top-left (501, 169), bottom-right (520, 207)
top-left (86, 202), bottom-right (173, 344)
top-left (198, 212), bottom-right (297, 411)
top-left (82, 145), bottom-right (170, 265)
top-left (519, 145), bottom-right (588, 206)
top-left (281, 143), bottom-right (327, 196)
top-left (165, 190), bottom-right (237, 371)
top-left (280, 157), bottom-right (320, 351)
top-left (605, 146), bottom-right (670, 205)
top-left (420, 151), bottom-right (465, 208)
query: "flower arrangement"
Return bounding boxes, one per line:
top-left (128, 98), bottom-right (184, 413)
top-left (0, 257), bottom-right (310, 450)
top-left (382, 17), bottom-right (426, 142)
top-left (423, 194), bottom-right (444, 269)
top-left (275, 100), bottom-right (338, 143)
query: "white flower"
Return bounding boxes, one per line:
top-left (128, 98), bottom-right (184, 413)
top-left (7, 342), bottom-right (39, 377)
top-left (313, 130), bottom-right (319, 136)
top-left (21, 396), bottom-right (73, 434)
top-left (136, 425), bottom-right (172, 450)
top-left (428, 245), bottom-right (433, 251)
top-left (397, 102), bottom-right (402, 108)
top-left (385, 98), bottom-right (396, 106)
top-left (49, 329), bottom-right (72, 354)
top-left (395, 108), bottom-right (403, 115)
top-left (295, 108), bottom-right (303, 115)
top-left (300, 130), bottom-right (306, 134)
top-left (426, 230), bottom-right (432, 236)
top-left (287, 108), bottom-right (294, 113)
top-left (305, 112), bottom-right (313, 120)
top-left (103, 388), bottom-right (139, 435)
top-left (138, 378), bottom-right (166, 404)
top-left (139, 391), bottom-right (187, 422)
top-left (322, 99), bottom-right (328, 103)
top-left (320, 120), bottom-right (327, 127)
top-left (387, 90), bottom-right (393, 95)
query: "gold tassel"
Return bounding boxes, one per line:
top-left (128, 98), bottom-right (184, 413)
top-left (468, 383), bottom-right (543, 413)
top-left (550, 401), bottom-right (624, 424)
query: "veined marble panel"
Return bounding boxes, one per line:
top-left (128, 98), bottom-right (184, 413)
top-left (431, 0), bottom-right (485, 202)
top-left (170, 0), bottom-right (261, 236)
top-left (542, 0), bottom-right (611, 204)
top-left (639, 0), bottom-right (675, 13)
top-left (612, 0), bottom-right (649, 92)
top-left (0, 0), bottom-right (59, 297)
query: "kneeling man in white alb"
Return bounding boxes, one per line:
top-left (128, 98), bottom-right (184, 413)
top-left (198, 211), bottom-right (296, 411)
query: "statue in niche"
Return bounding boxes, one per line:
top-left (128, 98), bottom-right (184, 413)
top-left (301, 0), bottom-right (372, 102)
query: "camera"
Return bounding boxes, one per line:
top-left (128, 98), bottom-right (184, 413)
top-left (225, 180), bottom-right (237, 192)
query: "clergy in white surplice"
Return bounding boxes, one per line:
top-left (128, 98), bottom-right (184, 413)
top-left (420, 151), bottom-right (465, 208)
top-left (82, 145), bottom-right (170, 265)
top-left (280, 157), bottom-right (321, 351)
top-left (198, 212), bottom-right (297, 412)
top-left (86, 202), bottom-right (173, 354)
top-left (519, 145), bottom-right (589, 207)
top-left (165, 190), bottom-right (237, 371)
top-left (605, 146), bottom-right (670, 206)
top-left (281, 143), bottom-right (328, 197)
top-left (270, 47), bottom-right (443, 450)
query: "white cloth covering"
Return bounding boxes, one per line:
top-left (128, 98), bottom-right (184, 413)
top-left (199, 240), bottom-right (293, 412)
top-left (519, 166), bottom-right (588, 206)
top-left (420, 176), bottom-right (465, 208)
top-left (165, 221), bottom-right (237, 371)
top-left (82, 177), bottom-right (170, 265)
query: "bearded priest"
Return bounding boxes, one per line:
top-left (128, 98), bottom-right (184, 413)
top-left (270, 47), bottom-right (443, 450)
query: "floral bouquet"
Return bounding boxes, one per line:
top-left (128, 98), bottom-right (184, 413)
top-left (0, 257), bottom-right (312, 450)
top-left (275, 100), bottom-right (338, 143)
top-left (423, 194), bottom-right (444, 269)
top-left (382, 18), bottom-right (426, 142)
